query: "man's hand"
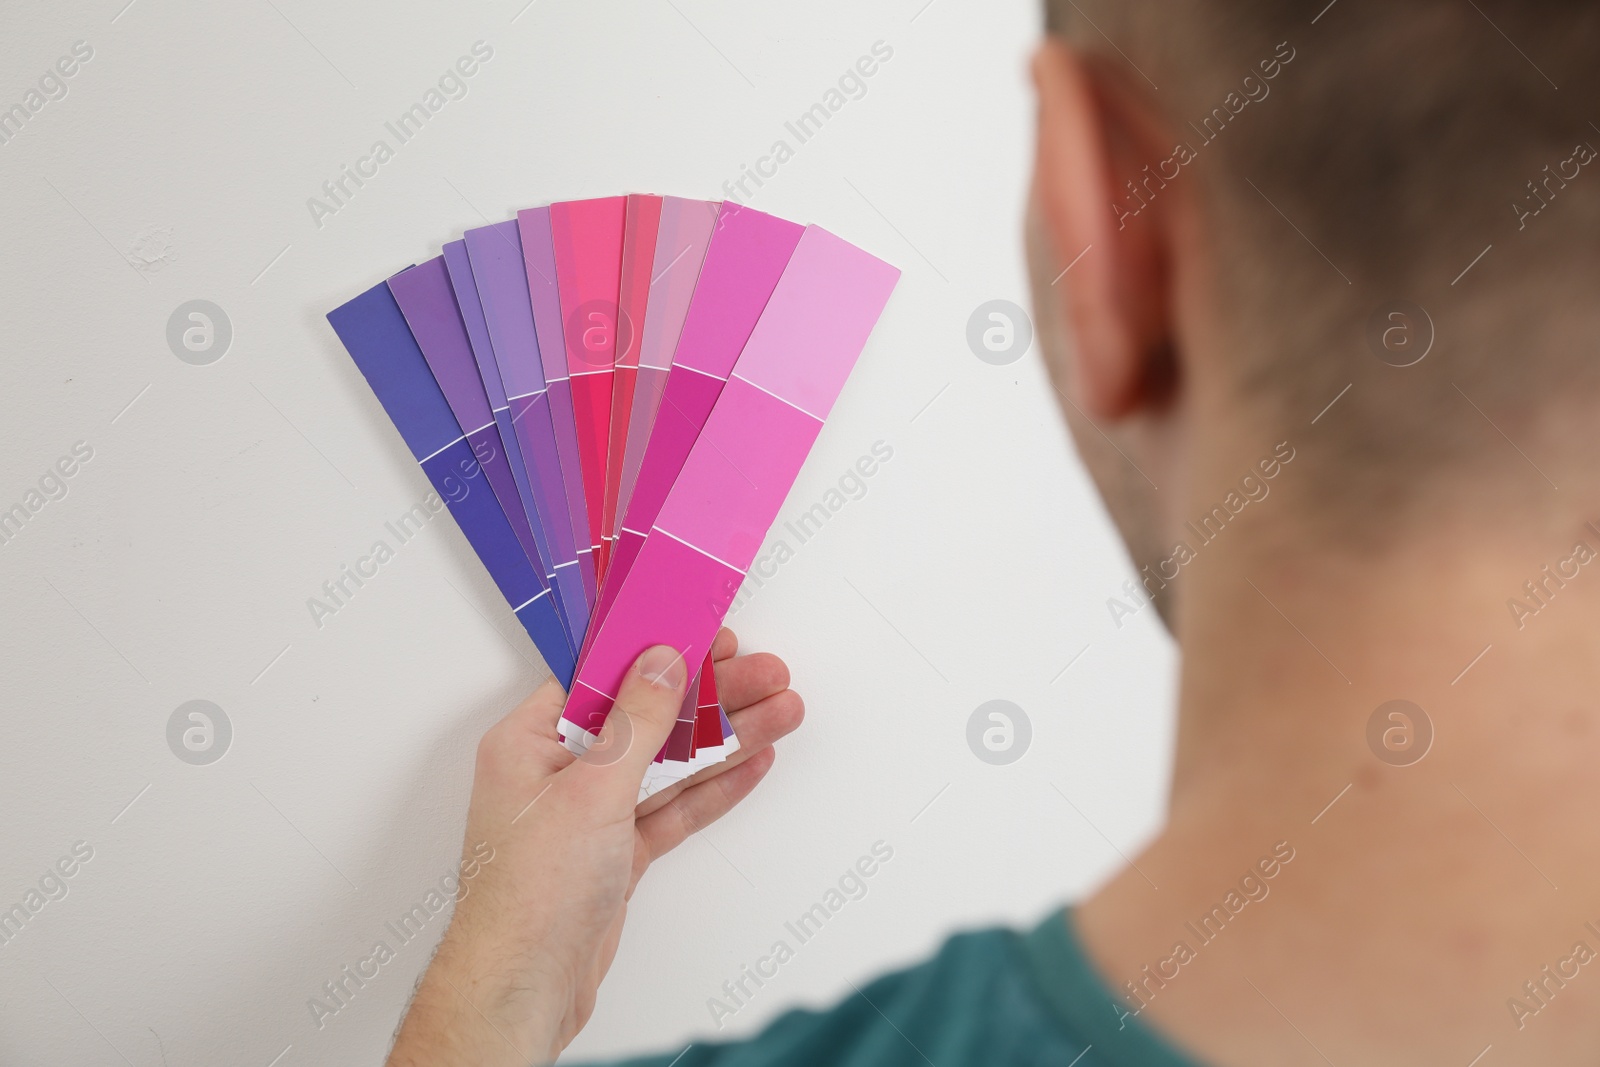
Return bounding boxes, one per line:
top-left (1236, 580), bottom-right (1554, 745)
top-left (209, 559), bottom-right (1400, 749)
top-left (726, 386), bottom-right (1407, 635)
top-left (385, 628), bottom-right (801, 1067)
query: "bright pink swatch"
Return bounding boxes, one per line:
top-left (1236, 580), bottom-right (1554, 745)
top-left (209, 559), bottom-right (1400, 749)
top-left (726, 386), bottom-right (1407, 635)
top-left (602, 195), bottom-right (663, 578)
top-left (583, 204), bottom-right (804, 665)
top-left (550, 197), bottom-right (627, 574)
top-left (562, 225), bottom-right (900, 736)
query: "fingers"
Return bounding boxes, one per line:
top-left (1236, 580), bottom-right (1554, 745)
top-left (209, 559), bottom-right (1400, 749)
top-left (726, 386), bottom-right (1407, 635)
top-left (711, 627), bottom-right (739, 661)
top-left (574, 646), bottom-right (688, 803)
top-left (635, 688), bottom-right (803, 818)
top-left (713, 651), bottom-right (791, 713)
top-left (636, 747), bottom-right (776, 863)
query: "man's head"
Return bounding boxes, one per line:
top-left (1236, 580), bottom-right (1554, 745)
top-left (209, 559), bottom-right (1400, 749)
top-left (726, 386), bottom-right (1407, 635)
top-left (1028, 0), bottom-right (1600, 629)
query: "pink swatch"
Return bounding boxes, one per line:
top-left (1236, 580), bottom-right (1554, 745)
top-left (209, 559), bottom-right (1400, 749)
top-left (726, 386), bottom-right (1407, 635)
top-left (601, 195), bottom-right (663, 579)
top-left (583, 204), bottom-right (804, 661)
top-left (562, 225), bottom-right (900, 741)
top-left (550, 197), bottom-right (627, 579)
top-left (613, 197), bottom-right (720, 546)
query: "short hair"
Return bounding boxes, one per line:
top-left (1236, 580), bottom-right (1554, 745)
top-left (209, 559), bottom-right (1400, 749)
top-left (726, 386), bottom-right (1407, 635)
top-left (1045, 0), bottom-right (1600, 531)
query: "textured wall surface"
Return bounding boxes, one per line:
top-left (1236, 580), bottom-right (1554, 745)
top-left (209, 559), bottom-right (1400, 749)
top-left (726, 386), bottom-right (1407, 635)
top-left (0, 1), bottom-right (1176, 1062)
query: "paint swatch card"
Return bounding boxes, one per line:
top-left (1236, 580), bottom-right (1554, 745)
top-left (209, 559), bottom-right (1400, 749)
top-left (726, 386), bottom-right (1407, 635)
top-left (613, 197), bottom-right (719, 548)
top-left (592, 204), bottom-right (804, 646)
top-left (550, 197), bottom-right (627, 581)
top-left (325, 196), bottom-right (897, 791)
top-left (441, 238), bottom-right (576, 643)
top-left (603, 194), bottom-right (663, 578)
top-left (518, 207), bottom-right (598, 602)
top-left (561, 226), bottom-right (901, 766)
top-left (462, 222), bottom-right (593, 645)
top-left (327, 280), bottom-right (576, 682)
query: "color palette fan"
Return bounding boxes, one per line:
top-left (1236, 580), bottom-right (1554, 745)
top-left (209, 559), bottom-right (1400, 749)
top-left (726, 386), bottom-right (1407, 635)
top-left (326, 196), bottom-right (900, 794)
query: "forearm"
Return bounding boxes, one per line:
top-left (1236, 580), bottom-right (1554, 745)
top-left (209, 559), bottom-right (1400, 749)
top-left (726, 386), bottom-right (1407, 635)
top-left (387, 927), bottom-right (565, 1067)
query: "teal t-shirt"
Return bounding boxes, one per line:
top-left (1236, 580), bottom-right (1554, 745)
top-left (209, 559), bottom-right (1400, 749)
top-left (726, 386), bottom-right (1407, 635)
top-left (587, 909), bottom-right (1202, 1067)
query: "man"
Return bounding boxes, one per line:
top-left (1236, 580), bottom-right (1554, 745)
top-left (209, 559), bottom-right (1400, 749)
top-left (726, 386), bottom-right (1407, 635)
top-left (387, 1), bottom-right (1600, 1063)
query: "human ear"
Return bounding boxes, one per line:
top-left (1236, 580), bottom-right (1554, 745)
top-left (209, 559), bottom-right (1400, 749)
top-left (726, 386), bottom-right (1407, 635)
top-left (1030, 38), bottom-right (1179, 420)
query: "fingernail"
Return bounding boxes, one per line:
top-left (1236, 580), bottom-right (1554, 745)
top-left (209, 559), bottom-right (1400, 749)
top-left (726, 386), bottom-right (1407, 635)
top-left (636, 645), bottom-right (687, 691)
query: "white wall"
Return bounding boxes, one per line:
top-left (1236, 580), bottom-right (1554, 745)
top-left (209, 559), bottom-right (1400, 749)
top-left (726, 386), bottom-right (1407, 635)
top-left (0, 0), bottom-right (1176, 1062)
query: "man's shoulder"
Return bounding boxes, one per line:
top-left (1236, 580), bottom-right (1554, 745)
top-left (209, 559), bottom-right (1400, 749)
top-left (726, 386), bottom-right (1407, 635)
top-left (603, 915), bottom-right (1099, 1067)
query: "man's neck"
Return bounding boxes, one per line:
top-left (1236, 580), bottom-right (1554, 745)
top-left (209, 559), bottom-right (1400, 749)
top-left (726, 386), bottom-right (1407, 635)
top-left (1077, 514), bottom-right (1600, 1066)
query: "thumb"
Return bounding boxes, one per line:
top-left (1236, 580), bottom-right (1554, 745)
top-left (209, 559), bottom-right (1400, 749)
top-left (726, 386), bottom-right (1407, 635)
top-left (576, 645), bottom-right (688, 795)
